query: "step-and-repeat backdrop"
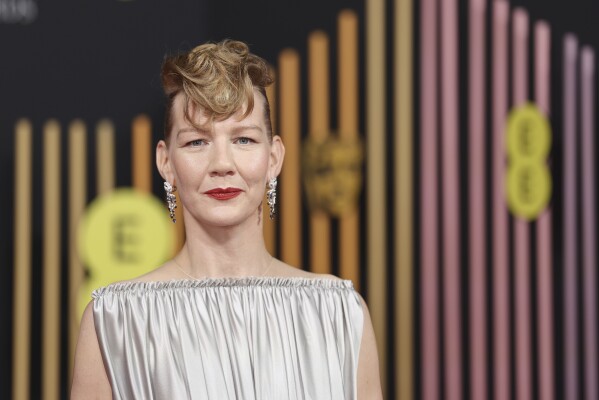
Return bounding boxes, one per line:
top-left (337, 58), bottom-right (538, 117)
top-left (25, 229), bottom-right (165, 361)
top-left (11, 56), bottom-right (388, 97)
top-left (1, 0), bottom-right (598, 399)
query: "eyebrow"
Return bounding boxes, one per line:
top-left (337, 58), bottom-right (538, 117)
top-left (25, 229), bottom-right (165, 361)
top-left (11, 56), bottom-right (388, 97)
top-left (176, 127), bottom-right (209, 137)
top-left (176, 124), bottom-right (263, 138)
top-left (231, 124), bottom-right (263, 134)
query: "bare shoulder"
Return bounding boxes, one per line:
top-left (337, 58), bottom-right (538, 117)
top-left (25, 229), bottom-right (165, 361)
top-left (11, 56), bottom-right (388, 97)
top-left (71, 302), bottom-right (112, 399)
top-left (356, 295), bottom-right (383, 399)
top-left (268, 260), bottom-right (345, 281)
top-left (103, 263), bottom-right (177, 287)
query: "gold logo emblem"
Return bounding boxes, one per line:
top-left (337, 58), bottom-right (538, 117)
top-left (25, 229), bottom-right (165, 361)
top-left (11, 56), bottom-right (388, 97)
top-left (302, 135), bottom-right (363, 216)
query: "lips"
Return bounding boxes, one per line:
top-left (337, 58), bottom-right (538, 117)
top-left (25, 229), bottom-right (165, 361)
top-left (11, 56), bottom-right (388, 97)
top-left (204, 187), bottom-right (242, 200)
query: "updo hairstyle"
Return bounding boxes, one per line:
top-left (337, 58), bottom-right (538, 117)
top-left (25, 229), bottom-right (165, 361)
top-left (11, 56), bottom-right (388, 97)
top-left (161, 39), bottom-right (274, 141)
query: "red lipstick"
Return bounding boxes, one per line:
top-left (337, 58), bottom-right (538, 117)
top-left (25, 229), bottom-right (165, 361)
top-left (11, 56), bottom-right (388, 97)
top-left (204, 187), bottom-right (242, 200)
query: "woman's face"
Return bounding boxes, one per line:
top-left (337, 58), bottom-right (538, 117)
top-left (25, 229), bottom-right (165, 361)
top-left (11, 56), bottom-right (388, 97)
top-left (157, 91), bottom-right (284, 228)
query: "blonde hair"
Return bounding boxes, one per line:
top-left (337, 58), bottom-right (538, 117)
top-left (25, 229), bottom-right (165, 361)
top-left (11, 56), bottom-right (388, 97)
top-left (161, 39), bottom-right (274, 140)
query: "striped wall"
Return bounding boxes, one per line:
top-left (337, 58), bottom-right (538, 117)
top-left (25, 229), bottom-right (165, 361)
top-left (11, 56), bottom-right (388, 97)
top-left (6, 1), bottom-right (599, 399)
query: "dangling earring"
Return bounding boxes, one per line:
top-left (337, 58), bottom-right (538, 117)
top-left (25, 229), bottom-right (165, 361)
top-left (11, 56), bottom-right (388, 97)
top-left (164, 181), bottom-right (177, 223)
top-left (266, 178), bottom-right (277, 220)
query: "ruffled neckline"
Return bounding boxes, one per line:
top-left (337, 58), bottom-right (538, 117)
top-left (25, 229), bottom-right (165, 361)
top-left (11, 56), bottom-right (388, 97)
top-left (92, 276), bottom-right (355, 298)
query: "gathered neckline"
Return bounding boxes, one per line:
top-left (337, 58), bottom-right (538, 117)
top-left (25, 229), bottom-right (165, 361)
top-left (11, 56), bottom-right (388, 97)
top-left (92, 276), bottom-right (355, 298)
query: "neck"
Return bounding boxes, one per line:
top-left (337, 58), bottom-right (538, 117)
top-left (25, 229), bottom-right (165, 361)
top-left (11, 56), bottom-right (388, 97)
top-left (176, 208), bottom-right (272, 278)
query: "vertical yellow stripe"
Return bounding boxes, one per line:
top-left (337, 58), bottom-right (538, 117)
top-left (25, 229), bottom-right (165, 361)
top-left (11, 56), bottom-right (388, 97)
top-left (396, 0), bottom-right (414, 398)
top-left (366, 0), bottom-right (388, 395)
top-left (308, 31), bottom-right (332, 274)
top-left (13, 119), bottom-right (32, 400)
top-left (68, 120), bottom-right (86, 377)
top-left (339, 10), bottom-right (359, 133)
top-left (96, 119), bottom-right (115, 196)
top-left (132, 115), bottom-right (152, 193)
top-left (338, 10), bottom-right (360, 289)
top-left (279, 49), bottom-right (302, 268)
top-left (308, 31), bottom-right (330, 132)
top-left (264, 70), bottom-right (277, 255)
top-left (43, 120), bottom-right (61, 400)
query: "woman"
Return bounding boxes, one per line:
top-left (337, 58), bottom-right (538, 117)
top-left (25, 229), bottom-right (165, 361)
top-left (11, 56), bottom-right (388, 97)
top-left (71, 40), bottom-right (382, 399)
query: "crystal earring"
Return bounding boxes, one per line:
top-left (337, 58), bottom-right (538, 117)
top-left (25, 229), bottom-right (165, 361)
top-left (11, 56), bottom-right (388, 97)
top-left (164, 181), bottom-right (177, 223)
top-left (266, 178), bottom-right (277, 220)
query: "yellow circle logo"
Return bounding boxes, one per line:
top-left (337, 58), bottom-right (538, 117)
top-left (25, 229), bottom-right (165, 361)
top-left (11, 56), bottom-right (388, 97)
top-left (506, 103), bottom-right (551, 161)
top-left (506, 161), bottom-right (552, 220)
top-left (78, 188), bottom-right (175, 314)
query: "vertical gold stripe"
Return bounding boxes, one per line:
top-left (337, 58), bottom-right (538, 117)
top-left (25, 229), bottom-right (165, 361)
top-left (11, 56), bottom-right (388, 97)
top-left (339, 10), bottom-right (359, 134)
top-left (279, 49), bottom-right (302, 268)
top-left (264, 69), bottom-right (277, 255)
top-left (13, 119), bottom-right (32, 400)
top-left (96, 119), bottom-right (115, 196)
top-left (308, 31), bottom-right (332, 274)
top-left (132, 115), bottom-right (152, 193)
top-left (338, 9), bottom-right (360, 289)
top-left (309, 31), bottom-right (330, 132)
top-left (68, 120), bottom-right (86, 377)
top-left (43, 120), bottom-right (61, 400)
top-left (366, 0), bottom-right (388, 394)
top-left (396, 0), bottom-right (414, 398)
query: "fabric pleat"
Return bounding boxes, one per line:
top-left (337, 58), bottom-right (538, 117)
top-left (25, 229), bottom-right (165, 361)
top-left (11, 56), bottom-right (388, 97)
top-left (92, 277), bottom-right (364, 400)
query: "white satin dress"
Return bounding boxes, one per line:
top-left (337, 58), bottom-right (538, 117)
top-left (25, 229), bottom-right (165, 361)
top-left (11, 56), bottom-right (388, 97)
top-left (92, 277), bottom-right (364, 400)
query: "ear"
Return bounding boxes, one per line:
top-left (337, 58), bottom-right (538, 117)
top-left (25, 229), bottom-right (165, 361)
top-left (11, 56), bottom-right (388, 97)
top-left (268, 135), bottom-right (285, 180)
top-left (156, 140), bottom-right (175, 184)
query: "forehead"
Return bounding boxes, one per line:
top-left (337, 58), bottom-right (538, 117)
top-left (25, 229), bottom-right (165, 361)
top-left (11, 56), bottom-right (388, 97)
top-left (171, 91), bottom-right (266, 130)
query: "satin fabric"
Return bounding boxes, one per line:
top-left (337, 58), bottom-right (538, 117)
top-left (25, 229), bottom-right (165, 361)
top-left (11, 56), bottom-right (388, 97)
top-left (92, 277), bottom-right (364, 400)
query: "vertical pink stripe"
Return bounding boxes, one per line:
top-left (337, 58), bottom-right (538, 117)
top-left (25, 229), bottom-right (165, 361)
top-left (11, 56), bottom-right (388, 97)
top-left (469, 0), bottom-right (487, 399)
top-left (580, 46), bottom-right (598, 400)
top-left (512, 9), bottom-right (533, 400)
top-left (420, 0), bottom-right (439, 398)
top-left (563, 33), bottom-right (579, 400)
top-left (534, 21), bottom-right (555, 400)
top-left (492, 2), bottom-right (511, 400)
top-left (440, 1), bottom-right (462, 399)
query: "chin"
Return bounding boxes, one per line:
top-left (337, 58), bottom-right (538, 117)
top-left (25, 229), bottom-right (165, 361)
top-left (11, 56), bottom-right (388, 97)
top-left (205, 218), bottom-right (243, 228)
top-left (184, 197), bottom-right (262, 228)
top-left (197, 210), bottom-right (257, 229)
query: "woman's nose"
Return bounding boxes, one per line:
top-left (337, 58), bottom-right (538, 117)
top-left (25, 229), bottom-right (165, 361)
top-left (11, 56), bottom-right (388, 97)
top-left (209, 141), bottom-right (235, 177)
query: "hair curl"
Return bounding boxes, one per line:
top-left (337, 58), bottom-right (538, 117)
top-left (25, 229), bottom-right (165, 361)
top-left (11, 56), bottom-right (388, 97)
top-left (161, 39), bottom-right (274, 140)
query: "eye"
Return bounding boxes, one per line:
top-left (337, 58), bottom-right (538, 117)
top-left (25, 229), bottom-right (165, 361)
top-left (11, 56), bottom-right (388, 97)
top-left (235, 137), bottom-right (255, 145)
top-left (188, 139), bottom-right (207, 147)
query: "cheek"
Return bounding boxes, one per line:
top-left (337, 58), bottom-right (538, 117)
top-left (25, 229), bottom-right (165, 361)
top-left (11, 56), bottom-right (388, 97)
top-left (240, 153), bottom-right (270, 183)
top-left (172, 155), bottom-right (207, 185)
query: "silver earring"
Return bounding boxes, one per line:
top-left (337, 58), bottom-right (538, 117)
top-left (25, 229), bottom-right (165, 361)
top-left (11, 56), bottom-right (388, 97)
top-left (266, 178), bottom-right (277, 220)
top-left (164, 181), bottom-right (177, 223)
